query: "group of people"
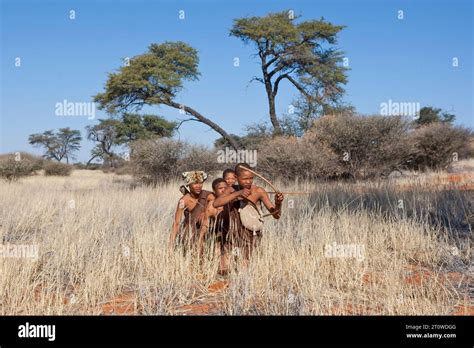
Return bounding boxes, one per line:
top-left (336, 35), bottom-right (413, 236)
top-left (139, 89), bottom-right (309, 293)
top-left (169, 163), bottom-right (284, 275)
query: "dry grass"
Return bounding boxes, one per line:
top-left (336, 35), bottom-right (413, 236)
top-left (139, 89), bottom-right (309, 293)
top-left (0, 166), bottom-right (472, 315)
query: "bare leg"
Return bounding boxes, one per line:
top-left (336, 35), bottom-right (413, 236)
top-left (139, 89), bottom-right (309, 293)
top-left (218, 243), bottom-right (230, 276)
top-left (197, 228), bottom-right (207, 263)
top-left (241, 244), bottom-right (251, 269)
top-left (241, 235), bottom-right (260, 269)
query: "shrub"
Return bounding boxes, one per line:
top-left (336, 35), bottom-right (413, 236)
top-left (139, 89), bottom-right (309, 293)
top-left (307, 115), bottom-right (412, 179)
top-left (101, 166), bottom-right (114, 174)
top-left (179, 144), bottom-right (223, 174)
top-left (73, 162), bottom-right (86, 170)
top-left (114, 164), bottom-right (134, 176)
top-left (86, 163), bottom-right (102, 170)
top-left (131, 138), bottom-right (226, 185)
top-left (15, 152), bottom-right (44, 171)
top-left (0, 152), bottom-right (42, 181)
top-left (131, 138), bottom-right (187, 184)
top-left (256, 136), bottom-right (342, 180)
top-left (125, 118), bottom-right (474, 184)
top-left (73, 162), bottom-right (102, 170)
top-left (406, 123), bottom-right (473, 170)
top-left (44, 161), bottom-right (73, 176)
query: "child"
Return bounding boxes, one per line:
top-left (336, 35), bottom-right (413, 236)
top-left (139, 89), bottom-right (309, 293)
top-left (223, 168), bottom-right (237, 187)
top-left (213, 163), bottom-right (284, 271)
top-left (197, 178), bottom-right (227, 262)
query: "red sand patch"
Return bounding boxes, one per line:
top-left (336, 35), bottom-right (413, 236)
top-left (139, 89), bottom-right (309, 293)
top-left (207, 280), bottom-right (229, 293)
top-left (403, 268), bottom-right (434, 286)
top-left (30, 268), bottom-right (472, 315)
top-left (362, 267), bottom-right (458, 287)
top-left (444, 173), bottom-right (474, 185)
top-left (175, 303), bottom-right (221, 315)
top-left (324, 303), bottom-right (382, 315)
top-left (101, 292), bottom-right (138, 315)
top-left (402, 265), bottom-right (472, 287)
top-left (33, 283), bottom-right (78, 305)
top-left (440, 272), bottom-right (472, 287)
top-left (402, 265), bottom-right (473, 316)
top-left (445, 173), bottom-right (474, 184)
top-left (361, 272), bottom-right (384, 285)
top-left (451, 305), bottom-right (474, 316)
top-left (394, 172), bottom-right (474, 191)
top-left (172, 280), bottom-right (228, 315)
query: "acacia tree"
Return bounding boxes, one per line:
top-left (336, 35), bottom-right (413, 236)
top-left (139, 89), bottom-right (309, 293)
top-left (415, 106), bottom-right (456, 127)
top-left (86, 119), bottom-right (120, 166)
top-left (86, 114), bottom-right (177, 166)
top-left (57, 128), bottom-right (82, 163)
top-left (28, 130), bottom-right (62, 161)
top-left (230, 11), bottom-right (349, 134)
top-left (114, 113), bottom-right (177, 144)
top-left (94, 41), bottom-right (240, 150)
top-left (29, 128), bottom-right (81, 163)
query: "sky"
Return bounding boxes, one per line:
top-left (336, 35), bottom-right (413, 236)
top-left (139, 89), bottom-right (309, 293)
top-left (1, 0), bottom-right (473, 162)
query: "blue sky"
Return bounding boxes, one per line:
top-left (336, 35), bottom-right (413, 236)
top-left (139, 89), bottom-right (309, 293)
top-left (1, 0), bottom-right (472, 162)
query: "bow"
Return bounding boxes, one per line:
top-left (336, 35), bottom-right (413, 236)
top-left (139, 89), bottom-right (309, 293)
top-left (236, 165), bottom-right (282, 218)
top-left (236, 165), bottom-right (280, 194)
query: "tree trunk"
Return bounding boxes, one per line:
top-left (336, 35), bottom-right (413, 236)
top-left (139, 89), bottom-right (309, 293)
top-left (267, 93), bottom-right (281, 135)
top-left (87, 154), bottom-right (100, 165)
top-left (165, 101), bottom-right (241, 150)
top-left (262, 68), bottom-right (282, 135)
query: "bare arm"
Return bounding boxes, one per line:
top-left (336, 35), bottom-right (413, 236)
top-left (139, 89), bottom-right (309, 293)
top-left (168, 197), bottom-right (186, 252)
top-left (213, 188), bottom-right (243, 208)
top-left (197, 197), bottom-right (215, 258)
top-left (257, 187), bottom-right (283, 219)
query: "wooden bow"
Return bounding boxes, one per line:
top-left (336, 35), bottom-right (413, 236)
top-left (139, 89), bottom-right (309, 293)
top-left (236, 165), bottom-right (280, 193)
top-left (236, 165), bottom-right (282, 218)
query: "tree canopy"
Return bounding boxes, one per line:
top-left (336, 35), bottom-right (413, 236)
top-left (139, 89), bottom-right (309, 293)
top-left (29, 128), bottom-right (81, 163)
top-left (115, 113), bottom-right (177, 144)
top-left (415, 106), bottom-right (456, 126)
top-left (230, 10), bottom-right (349, 134)
top-left (94, 41), bottom-right (240, 150)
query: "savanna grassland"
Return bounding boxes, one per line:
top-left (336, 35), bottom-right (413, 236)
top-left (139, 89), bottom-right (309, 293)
top-left (0, 162), bottom-right (472, 315)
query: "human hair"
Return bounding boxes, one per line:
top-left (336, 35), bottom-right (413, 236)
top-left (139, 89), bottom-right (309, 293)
top-left (235, 162), bottom-right (251, 176)
top-left (212, 178), bottom-right (226, 191)
top-left (222, 168), bottom-right (235, 178)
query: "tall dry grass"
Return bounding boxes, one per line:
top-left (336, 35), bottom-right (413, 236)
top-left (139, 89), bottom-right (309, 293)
top-left (0, 169), bottom-right (472, 315)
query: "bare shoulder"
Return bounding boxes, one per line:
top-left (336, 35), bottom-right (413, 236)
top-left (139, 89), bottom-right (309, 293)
top-left (223, 186), bottom-right (235, 194)
top-left (203, 189), bottom-right (213, 197)
top-left (178, 194), bottom-right (190, 205)
top-left (253, 185), bottom-right (267, 194)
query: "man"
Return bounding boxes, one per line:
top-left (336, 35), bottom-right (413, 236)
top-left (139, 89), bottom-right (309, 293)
top-left (197, 178), bottom-right (227, 261)
top-left (213, 163), bottom-right (284, 273)
top-left (169, 171), bottom-right (213, 253)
